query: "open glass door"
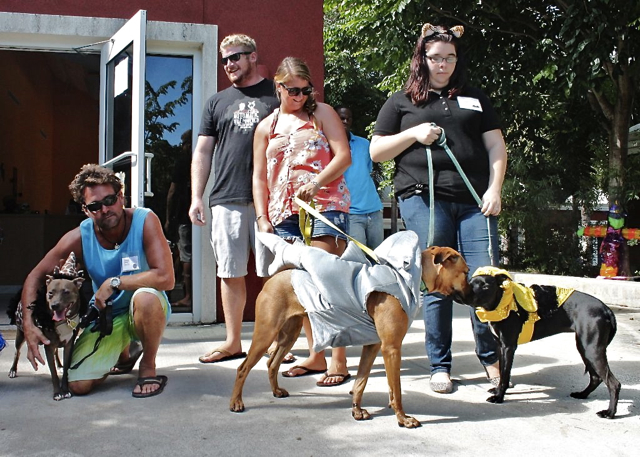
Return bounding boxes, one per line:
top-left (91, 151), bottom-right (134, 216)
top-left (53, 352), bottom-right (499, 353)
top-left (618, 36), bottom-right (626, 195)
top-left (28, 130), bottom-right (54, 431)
top-left (99, 10), bottom-right (147, 208)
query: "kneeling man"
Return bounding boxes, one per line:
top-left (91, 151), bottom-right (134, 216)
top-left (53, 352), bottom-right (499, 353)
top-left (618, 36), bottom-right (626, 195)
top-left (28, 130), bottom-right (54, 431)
top-left (20, 164), bottom-right (174, 398)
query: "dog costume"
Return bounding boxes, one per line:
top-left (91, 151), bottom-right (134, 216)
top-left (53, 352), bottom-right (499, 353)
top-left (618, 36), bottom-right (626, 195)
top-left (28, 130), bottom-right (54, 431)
top-left (472, 266), bottom-right (575, 344)
top-left (257, 231), bottom-right (422, 351)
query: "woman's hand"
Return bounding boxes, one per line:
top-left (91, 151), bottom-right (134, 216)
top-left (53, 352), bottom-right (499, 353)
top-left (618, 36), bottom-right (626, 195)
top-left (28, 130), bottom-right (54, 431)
top-left (256, 216), bottom-right (274, 233)
top-left (481, 188), bottom-right (502, 216)
top-left (413, 123), bottom-right (442, 146)
top-left (295, 181), bottom-right (320, 203)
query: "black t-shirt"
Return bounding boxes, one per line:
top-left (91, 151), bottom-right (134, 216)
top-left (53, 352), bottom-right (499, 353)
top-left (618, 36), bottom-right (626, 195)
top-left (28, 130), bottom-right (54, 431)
top-left (199, 79), bottom-right (279, 206)
top-left (373, 87), bottom-right (501, 204)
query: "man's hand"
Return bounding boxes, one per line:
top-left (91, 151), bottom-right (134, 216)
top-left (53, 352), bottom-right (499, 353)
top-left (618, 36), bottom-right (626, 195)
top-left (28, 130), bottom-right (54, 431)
top-left (189, 199), bottom-right (206, 226)
top-left (23, 320), bottom-right (50, 370)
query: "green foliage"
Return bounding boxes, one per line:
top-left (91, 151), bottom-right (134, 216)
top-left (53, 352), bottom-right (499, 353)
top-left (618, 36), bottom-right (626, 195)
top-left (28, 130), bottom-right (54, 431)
top-left (324, 0), bottom-right (640, 276)
top-left (144, 76), bottom-right (192, 223)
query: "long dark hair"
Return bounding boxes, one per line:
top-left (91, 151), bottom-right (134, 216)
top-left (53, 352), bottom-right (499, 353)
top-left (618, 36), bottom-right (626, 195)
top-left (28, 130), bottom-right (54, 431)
top-left (404, 24), bottom-right (467, 106)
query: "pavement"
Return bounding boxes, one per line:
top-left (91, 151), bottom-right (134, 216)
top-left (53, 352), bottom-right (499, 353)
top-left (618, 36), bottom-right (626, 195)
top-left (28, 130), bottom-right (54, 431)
top-left (1, 301), bottom-right (639, 457)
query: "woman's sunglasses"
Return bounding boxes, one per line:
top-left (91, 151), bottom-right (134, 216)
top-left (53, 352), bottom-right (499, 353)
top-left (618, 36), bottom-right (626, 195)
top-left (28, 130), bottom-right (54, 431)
top-left (83, 194), bottom-right (119, 213)
top-left (221, 51), bottom-right (252, 65)
top-left (279, 82), bottom-right (313, 97)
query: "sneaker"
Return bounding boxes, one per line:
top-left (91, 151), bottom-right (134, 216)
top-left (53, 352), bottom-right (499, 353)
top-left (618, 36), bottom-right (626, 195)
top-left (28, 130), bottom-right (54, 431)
top-left (430, 372), bottom-right (453, 394)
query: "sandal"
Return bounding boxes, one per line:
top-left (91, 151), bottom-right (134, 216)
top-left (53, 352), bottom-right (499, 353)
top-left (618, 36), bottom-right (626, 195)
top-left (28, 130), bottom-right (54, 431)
top-left (109, 341), bottom-right (143, 376)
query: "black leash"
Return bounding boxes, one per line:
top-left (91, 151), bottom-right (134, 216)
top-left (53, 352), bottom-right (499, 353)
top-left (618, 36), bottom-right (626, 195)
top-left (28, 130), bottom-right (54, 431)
top-left (69, 300), bottom-right (113, 370)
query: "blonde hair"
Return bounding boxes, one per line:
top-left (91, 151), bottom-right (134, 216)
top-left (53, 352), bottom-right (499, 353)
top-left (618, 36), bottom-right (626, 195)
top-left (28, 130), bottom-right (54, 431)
top-left (274, 57), bottom-right (317, 114)
top-left (220, 34), bottom-right (257, 53)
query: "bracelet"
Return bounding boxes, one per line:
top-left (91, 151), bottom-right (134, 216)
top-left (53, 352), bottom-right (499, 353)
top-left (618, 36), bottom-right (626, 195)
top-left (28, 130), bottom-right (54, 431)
top-left (311, 180), bottom-right (322, 190)
top-left (256, 214), bottom-right (268, 222)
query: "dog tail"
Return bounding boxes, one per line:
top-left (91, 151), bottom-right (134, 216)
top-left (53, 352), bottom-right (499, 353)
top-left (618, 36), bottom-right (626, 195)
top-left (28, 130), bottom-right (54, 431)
top-left (606, 306), bottom-right (617, 346)
top-left (7, 288), bottom-right (22, 325)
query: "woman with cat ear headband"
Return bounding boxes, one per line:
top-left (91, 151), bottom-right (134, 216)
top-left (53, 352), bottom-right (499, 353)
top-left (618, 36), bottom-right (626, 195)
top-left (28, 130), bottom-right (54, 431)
top-left (371, 23), bottom-right (508, 394)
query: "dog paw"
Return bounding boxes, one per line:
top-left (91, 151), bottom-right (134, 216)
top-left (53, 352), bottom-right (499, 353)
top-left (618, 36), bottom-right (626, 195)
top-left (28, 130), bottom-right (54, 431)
top-left (398, 416), bottom-right (421, 429)
top-left (53, 393), bottom-right (64, 401)
top-left (229, 399), bottom-right (245, 413)
top-left (8, 370), bottom-right (17, 379)
top-left (596, 409), bottom-right (615, 419)
top-left (486, 395), bottom-right (504, 404)
top-left (272, 387), bottom-right (289, 398)
top-left (352, 407), bottom-right (371, 421)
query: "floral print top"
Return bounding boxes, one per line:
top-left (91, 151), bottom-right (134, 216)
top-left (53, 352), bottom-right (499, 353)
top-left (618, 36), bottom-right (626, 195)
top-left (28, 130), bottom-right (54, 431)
top-left (265, 109), bottom-right (350, 227)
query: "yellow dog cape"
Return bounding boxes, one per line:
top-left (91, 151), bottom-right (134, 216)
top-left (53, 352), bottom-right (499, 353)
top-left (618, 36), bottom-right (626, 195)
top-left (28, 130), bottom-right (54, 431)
top-left (471, 267), bottom-right (574, 344)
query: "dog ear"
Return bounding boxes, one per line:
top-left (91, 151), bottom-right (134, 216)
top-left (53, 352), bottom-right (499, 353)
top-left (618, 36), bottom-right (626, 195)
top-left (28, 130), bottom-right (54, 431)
top-left (45, 275), bottom-right (53, 286)
top-left (421, 247), bottom-right (443, 292)
top-left (73, 277), bottom-right (85, 288)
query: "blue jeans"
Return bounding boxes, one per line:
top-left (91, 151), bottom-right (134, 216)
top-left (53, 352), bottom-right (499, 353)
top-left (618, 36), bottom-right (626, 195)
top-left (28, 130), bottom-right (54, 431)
top-left (273, 211), bottom-right (349, 242)
top-left (398, 194), bottom-right (499, 374)
top-left (348, 210), bottom-right (384, 249)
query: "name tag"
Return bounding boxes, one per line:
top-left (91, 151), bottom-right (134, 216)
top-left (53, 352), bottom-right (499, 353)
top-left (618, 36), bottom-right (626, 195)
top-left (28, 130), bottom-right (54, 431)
top-left (121, 256), bottom-right (141, 273)
top-left (457, 96), bottom-right (483, 112)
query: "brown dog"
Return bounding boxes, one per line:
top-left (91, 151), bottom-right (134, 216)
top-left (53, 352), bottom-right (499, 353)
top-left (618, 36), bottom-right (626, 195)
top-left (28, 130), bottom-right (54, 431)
top-left (229, 244), bottom-right (470, 428)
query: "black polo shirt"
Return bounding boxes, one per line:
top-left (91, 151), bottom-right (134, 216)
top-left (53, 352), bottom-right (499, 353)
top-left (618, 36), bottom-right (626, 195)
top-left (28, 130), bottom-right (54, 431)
top-left (373, 87), bottom-right (501, 204)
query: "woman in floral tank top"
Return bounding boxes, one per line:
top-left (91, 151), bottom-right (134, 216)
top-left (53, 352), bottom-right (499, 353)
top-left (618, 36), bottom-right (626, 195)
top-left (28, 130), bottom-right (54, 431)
top-left (253, 57), bottom-right (353, 387)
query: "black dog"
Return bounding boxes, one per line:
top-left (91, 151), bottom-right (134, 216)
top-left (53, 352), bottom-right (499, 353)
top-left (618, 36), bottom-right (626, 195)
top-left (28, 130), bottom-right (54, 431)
top-left (8, 260), bottom-right (90, 400)
top-left (464, 269), bottom-right (620, 419)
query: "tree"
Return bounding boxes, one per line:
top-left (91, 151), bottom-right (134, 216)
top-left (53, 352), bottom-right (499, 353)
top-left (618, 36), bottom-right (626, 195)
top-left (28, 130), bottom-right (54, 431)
top-left (323, 0), bottom-right (640, 274)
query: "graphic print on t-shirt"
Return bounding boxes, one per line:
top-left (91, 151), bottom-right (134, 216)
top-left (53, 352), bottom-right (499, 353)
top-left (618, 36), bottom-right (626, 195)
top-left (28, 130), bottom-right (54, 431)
top-left (233, 101), bottom-right (261, 133)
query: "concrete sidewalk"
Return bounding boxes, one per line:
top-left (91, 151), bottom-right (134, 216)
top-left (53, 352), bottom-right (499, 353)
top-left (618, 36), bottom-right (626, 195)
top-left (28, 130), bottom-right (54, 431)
top-left (1, 303), bottom-right (639, 457)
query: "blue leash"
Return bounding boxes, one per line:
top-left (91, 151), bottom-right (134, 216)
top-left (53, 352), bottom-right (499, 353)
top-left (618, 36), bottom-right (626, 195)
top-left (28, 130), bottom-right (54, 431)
top-left (425, 124), bottom-right (495, 265)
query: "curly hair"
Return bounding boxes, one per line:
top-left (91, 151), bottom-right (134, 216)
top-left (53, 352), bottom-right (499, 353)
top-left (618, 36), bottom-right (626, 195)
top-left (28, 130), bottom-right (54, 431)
top-left (405, 24), bottom-right (467, 106)
top-left (274, 57), bottom-right (318, 114)
top-left (68, 164), bottom-right (122, 205)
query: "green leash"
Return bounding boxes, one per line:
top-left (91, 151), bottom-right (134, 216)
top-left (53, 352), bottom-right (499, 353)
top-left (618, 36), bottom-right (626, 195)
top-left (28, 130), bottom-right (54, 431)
top-left (425, 124), bottom-right (495, 265)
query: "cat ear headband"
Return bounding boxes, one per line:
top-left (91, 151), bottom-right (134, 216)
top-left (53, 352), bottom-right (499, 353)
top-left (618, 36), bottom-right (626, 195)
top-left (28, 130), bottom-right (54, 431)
top-left (421, 24), bottom-right (464, 40)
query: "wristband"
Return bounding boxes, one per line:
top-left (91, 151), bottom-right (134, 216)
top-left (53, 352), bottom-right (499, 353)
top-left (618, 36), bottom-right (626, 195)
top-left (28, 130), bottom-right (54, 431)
top-left (311, 180), bottom-right (322, 190)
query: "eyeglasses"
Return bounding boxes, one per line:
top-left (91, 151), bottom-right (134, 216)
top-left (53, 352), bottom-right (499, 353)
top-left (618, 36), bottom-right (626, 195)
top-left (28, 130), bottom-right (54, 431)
top-left (220, 51), bottom-right (252, 65)
top-left (279, 82), bottom-right (313, 97)
top-left (427, 55), bottom-right (458, 64)
top-left (84, 194), bottom-right (119, 213)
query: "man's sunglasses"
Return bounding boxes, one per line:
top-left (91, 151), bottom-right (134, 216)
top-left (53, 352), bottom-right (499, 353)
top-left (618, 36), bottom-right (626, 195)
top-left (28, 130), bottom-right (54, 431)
top-left (83, 194), bottom-right (119, 213)
top-left (221, 51), bottom-right (252, 65)
top-left (279, 82), bottom-right (313, 97)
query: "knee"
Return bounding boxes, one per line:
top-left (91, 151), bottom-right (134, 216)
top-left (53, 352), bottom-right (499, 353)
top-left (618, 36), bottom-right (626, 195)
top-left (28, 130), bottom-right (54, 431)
top-left (132, 292), bottom-right (164, 317)
top-left (69, 380), bottom-right (94, 396)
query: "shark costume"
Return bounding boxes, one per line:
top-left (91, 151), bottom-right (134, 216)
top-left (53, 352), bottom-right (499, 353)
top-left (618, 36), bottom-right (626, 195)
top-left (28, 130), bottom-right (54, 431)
top-left (257, 230), bottom-right (422, 352)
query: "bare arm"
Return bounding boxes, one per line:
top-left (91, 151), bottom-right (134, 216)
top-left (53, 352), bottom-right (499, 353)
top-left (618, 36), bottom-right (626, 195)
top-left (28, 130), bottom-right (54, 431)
top-left (296, 103), bottom-right (352, 202)
top-left (480, 129), bottom-right (508, 216)
top-left (21, 229), bottom-right (83, 369)
top-left (370, 123), bottom-right (442, 163)
top-left (93, 211), bottom-right (175, 309)
top-left (189, 135), bottom-right (216, 226)
top-left (252, 117), bottom-right (274, 233)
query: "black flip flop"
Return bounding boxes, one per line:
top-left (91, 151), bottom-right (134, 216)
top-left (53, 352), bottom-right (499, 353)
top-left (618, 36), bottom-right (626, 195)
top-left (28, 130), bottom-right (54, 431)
top-left (109, 341), bottom-right (143, 375)
top-left (132, 375), bottom-right (168, 398)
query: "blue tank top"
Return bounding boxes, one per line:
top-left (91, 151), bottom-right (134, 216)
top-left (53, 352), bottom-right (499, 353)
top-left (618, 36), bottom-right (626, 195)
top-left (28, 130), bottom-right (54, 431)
top-left (80, 207), bottom-right (165, 317)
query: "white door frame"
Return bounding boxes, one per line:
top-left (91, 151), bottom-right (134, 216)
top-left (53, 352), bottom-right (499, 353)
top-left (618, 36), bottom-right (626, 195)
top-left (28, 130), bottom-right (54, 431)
top-left (0, 11), bottom-right (218, 324)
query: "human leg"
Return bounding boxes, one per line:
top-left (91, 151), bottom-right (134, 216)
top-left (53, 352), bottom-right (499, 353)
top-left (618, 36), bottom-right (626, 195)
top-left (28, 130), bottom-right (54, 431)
top-left (399, 195), bottom-right (457, 391)
top-left (457, 204), bottom-right (500, 370)
top-left (130, 288), bottom-right (170, 396)
top-left (348, 213), bottom-right (368, 245)
top-left (199, 276), bottom-right (247, 362)
top-left (201, 204), bottom-right (252, 362)
top-left (68, 313), bottom-right (135, 394)
top-left (364, 210), bottom-right (384, 249)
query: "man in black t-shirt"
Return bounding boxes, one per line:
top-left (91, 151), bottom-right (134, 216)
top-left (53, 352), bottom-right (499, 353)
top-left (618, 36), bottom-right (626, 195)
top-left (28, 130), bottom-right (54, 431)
top-left (190, 34), bottom-right (278, 363)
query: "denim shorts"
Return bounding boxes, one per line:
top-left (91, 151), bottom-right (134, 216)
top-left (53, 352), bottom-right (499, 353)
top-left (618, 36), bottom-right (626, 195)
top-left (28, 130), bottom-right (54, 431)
top-left (273, 211), bottom-right (349, 242)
